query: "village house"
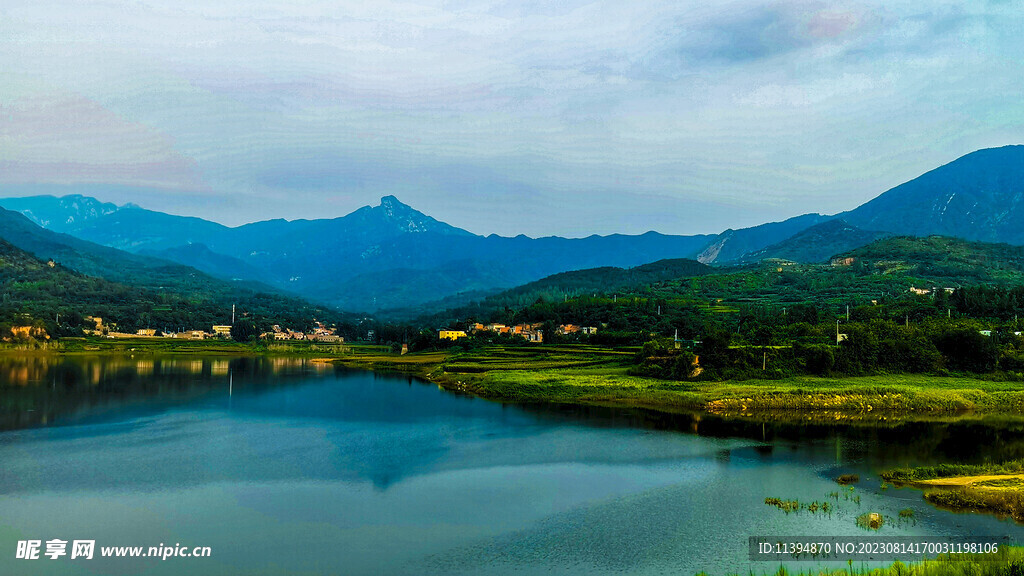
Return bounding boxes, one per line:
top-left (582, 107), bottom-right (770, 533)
top-left (520, 328), bottom-right (543, 343)
top-left (136, 329), bottom-right (157, 337)
top-left (556, 324), bottom-right (596, 335)
top-left (167, 330), bottom-right (208, 340)
top-left (439, 330), bottom-right (467, 340)
top-left (212, 325), bottom-right (233, 338)
top-left (9, 325), bottom-right (48, 340)
top-left (511, 323), bottom-right (541, 335)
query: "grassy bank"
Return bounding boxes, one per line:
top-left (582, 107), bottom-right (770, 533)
top-left (24, 339), bottom-right (1024, 419)
top-left (882, 461), bottom-right (1024, 483)
top-left (882, 461), bottom-right (1024, 522)
top-left (457, 368), bottom-right (1024, 415)
top-left (325, 344), bottom-right (1024, 419)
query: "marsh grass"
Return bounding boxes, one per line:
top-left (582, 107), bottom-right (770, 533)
top-left (764, 497), bottom-right (833, 516)
top-left (881, 461), bottom-right (1024, 483)
top-left (925, 488), bottom-right (1024, 522)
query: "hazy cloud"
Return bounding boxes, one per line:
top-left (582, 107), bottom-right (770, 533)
top-left (0, 1), bottom-right (1022, 235)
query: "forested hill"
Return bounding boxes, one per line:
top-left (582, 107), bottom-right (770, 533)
top-left (838, 236), bottom-right (1024, 282)
top-left (417, 236), bottom-right (1024, 338)
top-left (404, 258), bottom-right (712, 324)
top-left (0, 206), bottom-right (281, 298)
top-left (0, 237), bottom-right (348, 339)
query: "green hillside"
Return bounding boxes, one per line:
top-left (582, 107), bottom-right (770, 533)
top-left (0, 238), bottom-right (348, 339)
top-left (415, 236), bottom-right (1024, 346)
top-left (740, 220), bottom-right (891, 264)
top-left (408, 258), bottom-right (712, 324)
top-left (840, 236), bottom-right (1024, 281)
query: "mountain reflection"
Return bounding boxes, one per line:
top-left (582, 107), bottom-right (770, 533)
top-left (4, 355), bottom-right (1024, 491)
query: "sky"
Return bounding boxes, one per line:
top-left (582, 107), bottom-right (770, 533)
top-left (1, 1), bottom-right (1023, 237)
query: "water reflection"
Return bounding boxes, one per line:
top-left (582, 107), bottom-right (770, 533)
top-left (0, 355), bottom-right (335, 430)
top-left (5, 354), bottom-right (1024, 471)
top-left (1, 355), bottom-right (1023, 576)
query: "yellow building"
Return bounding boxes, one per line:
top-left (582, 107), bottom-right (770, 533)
top-left (439, 330), bottom-right (467, 340)
top-left (212, 325), bottom-right (233, 337)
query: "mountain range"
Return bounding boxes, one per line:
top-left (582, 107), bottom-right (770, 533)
top-left (0, 209), bottom-right (346, 335)
top-left (2, 145), bottom-right (1024, 314)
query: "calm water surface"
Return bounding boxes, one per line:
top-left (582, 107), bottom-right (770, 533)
top-left (1, 355), bottom-right (1023, 575)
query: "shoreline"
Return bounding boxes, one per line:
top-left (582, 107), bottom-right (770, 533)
top-left (9, 338), bottom-right (1024, 422)
top-left (326, 345), bottom-right (1024, 422)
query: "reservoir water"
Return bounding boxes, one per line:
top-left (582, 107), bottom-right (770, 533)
top-left (1, 355), bottom-right (1022, 575)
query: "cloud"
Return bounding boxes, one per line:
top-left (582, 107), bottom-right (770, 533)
top-left (0, 1), bottom-right (1023, 235)
top-left (0, 90), bottom-right (203, 189)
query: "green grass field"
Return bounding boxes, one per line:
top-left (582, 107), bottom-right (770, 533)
top-left (325, 344), bottom-right (1024, 419)
top-left (451, 366), bottom-right (1024, 416)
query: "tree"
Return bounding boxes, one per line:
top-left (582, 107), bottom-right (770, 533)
top-left (230, 320), bottom-right (259, 343)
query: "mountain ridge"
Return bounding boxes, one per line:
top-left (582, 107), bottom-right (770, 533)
top-left (4, 145), bottom-right (1024, 313)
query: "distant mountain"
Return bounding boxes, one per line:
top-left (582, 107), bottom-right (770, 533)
top-left (0, 207), bottom-right (345, 329)
top-left (713, 145), bottom-right (1024, 265)
top-left (0, 206), bottom-right (231, 292)
top-left (0, 194), bottom-right (118, 232)
top-left (316, 259), bottom-right (514, 313)
top-left (140, 243), bottom-right (266, 284)
top-left (741, 220), bottom-right (892, 263)
top-left (7, 145), bottom-right (1024, 314)
top-left (65, 206), bottom-right (230, 253)
top-left (0, 195), bottom-right (715, 311)
top-left (696, 213), bottom-right (834, 263)
top-left (841, 146), bottom-right (1024, 243)
top-left (405, 258), bottom-right (712, 323)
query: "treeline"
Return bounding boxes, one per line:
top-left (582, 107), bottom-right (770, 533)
top-left (633, 318), bottom-right (1018, 381)
top-left (413, 276), bottom-right (1024, 378)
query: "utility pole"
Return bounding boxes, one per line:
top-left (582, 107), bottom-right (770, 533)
top-left (232, 304), bottom-right (236, 325)
top-left (846, 305), bottom-right (850, 321)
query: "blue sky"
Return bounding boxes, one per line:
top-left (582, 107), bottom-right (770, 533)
top-left (1, 1), bottom-right (1022, 236)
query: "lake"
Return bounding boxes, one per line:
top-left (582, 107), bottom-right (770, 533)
top-left (1, 354), bottom-right (1022, 575)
